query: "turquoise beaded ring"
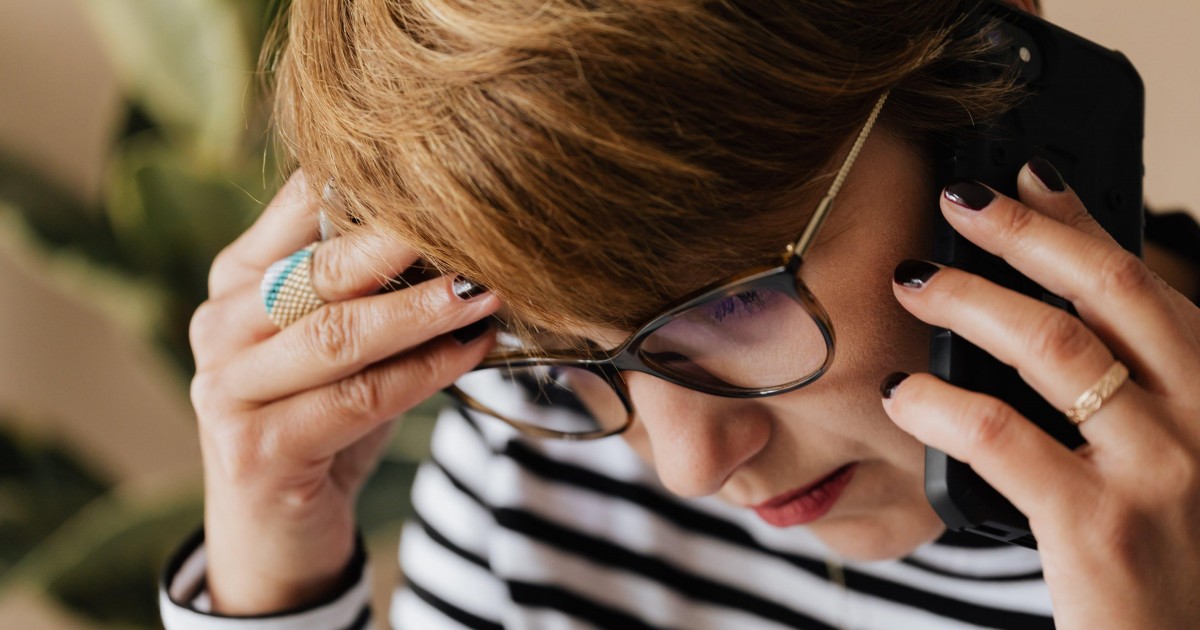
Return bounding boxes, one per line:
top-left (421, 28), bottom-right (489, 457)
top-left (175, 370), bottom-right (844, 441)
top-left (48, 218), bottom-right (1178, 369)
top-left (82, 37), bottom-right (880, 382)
top-left (260, 242), bottom-right (325, 329)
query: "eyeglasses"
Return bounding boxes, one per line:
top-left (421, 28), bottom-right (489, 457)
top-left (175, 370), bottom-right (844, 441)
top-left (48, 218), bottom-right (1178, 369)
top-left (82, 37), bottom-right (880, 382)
top-left (448, 92), bottom-right (890, 440)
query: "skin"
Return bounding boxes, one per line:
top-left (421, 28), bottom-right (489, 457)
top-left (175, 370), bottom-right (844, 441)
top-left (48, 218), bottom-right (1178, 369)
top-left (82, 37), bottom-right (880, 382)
top-left (612, 125), bottom-right (944, 562)
top-left (190, 1), bottom-right (1200, 625)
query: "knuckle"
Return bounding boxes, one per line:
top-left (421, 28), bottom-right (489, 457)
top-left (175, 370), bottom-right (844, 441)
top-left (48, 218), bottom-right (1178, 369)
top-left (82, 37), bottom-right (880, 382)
top-left (961, 397), bottom-right (1014, 456)
top-left (403, 284), bottom-right (445, 329)
top-left (333, 371), bottom-right (385, 419)
top-left (995, 199), bottom-right (1038, 244)
top-left (1158, 442), bottom-right (1200, 501)
top-left (305, 303), bottom-right (360, 365)
top-left (310, 244), bottom-right (347, 297)
top-left (188, 300), bottom-right (221, 349)
top-left (190, 371), bottom-right (226, 416)
top-left (1064, 206), bottom-right (1098, 234)
top-left (937, 271), bottom-right (975, 309)
top-left (212, 419), bottom-right (271, 483)
top-left (208, 248), bottom-right (236, 293)
top-left (1027, 309), bottom-right (1093, 366)
top-left (414, 344), bottom-right (452, 383)
top-left (1097, 248), bottom-right (1154, 298)
top-left (210, 245), bottom-right (235, 275)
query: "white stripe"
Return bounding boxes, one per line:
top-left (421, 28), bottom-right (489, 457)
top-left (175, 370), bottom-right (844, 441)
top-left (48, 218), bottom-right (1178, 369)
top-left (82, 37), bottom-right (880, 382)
top-left (905, 542), bottom-right (1044, 578)
top-left (399, 521), bottom-right (507, 622)
top-left (843, 556), bottom-right (1052, 615)
top-left (410, 462), bottom-right (493, 559)
top-left (491, 530), bottom-right (795, 630)
top-left (430, 408), bottom-right (498, 493)
top-left (486, 446), bottom-right (1051, 622)
top-left (845, 595), bottom-right (996, 630)
top-left (487, 458), bottom-right (996, 629)
top-left (486, 458), bottom-right (830, 627)
top-left (413, 409), bottom-right (1052, 627)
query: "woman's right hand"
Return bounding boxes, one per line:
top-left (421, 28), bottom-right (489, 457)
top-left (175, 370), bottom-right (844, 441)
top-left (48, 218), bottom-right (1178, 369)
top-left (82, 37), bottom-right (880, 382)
top-left (189, 171), bottom-right (499, 614)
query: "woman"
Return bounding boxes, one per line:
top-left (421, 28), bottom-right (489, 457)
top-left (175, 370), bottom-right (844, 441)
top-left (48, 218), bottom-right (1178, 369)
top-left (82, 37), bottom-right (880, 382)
top-left (160, 0), bottom-right (1200, 628)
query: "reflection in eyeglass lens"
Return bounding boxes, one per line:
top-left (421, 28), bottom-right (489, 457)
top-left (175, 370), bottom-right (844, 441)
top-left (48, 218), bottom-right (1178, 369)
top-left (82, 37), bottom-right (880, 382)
top-left (640, 288), bottom-right (826, 389)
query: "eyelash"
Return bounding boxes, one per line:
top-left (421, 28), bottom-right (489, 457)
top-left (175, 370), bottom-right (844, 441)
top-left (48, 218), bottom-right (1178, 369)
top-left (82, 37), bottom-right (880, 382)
top-left (708, 291), bottom-right (768, 322)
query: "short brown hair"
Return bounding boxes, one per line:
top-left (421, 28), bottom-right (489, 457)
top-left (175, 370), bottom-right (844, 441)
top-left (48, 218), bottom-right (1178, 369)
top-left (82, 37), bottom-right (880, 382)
top-left (267, 0), bottom-right (1017, 335)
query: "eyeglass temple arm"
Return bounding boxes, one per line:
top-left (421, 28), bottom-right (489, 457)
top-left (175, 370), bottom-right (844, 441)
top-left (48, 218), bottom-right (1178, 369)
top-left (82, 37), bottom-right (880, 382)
top-left (786, 91), bottom-right (891, 265)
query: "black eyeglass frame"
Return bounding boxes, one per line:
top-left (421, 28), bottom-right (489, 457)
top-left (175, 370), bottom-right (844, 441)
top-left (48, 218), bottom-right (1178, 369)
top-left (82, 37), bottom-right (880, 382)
top-left (447, 92), bottom-right (889, 440)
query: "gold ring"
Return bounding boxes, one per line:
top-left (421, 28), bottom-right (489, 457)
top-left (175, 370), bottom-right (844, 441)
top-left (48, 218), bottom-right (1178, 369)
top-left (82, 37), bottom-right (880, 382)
top-left (1064, 361), bottom-right (1130, 425)
top-left (261, 242), bottom-right (326, 329)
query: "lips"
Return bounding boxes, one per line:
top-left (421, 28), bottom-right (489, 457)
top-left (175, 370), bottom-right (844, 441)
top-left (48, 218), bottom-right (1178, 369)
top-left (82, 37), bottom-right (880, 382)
top-left (751, 463), bottom-right (857, 527)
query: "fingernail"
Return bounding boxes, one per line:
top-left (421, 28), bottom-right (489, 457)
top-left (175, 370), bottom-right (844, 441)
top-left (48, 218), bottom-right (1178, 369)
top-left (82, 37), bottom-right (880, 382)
top-left (944, 180), bottom-right (995, 211)
top-left (893, 259), bottom-right (940, 289)
top-left (452, 275), bottom-right (489, 300)
top-left (1027, 156), bottom-right (1066, 192)
top-left (452, 319), bottom-right (489, 344)
top-left (880, 372), bottom-right (910, 399)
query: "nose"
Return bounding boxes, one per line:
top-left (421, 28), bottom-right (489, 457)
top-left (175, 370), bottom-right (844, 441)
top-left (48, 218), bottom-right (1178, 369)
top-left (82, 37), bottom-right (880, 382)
top-left (623, 372), bottom-right (772, 498)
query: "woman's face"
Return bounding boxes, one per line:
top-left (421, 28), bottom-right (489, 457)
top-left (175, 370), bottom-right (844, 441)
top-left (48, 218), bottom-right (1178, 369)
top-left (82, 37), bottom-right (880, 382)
top-left (569, 126), bottom-right (945, 561)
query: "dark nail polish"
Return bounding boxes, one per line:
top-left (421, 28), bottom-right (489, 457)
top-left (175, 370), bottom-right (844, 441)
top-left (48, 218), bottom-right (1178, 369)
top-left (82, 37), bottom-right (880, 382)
top-left (893, 259), bottom-right (940, 289)
top-left (880, 372), bottom-right (910, 399)
top-left (452, 319), bottom-right (489, 344)
top-left (1027, 156), bottom-right (1066, 192)
top-left (452, 275), bottom-right (489, 300)
top-left (944, 180), bottom-right (996, 211)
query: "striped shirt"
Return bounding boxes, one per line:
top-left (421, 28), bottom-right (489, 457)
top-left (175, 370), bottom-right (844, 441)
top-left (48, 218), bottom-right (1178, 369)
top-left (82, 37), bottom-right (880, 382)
top-left (157, 210), bottom-right (1200, 629)
top-left (160, 403), bottom-right (1055, 629)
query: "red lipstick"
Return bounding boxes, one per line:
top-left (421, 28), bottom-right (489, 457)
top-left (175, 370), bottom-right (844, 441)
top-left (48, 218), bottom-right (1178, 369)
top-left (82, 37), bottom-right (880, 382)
top-left (751, 463), bottom-right (857, 527)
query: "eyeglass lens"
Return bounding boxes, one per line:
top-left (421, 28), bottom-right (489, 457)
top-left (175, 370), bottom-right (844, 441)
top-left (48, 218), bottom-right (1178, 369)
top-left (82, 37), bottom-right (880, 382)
top-left (454, 285), bottom-right (829, 437)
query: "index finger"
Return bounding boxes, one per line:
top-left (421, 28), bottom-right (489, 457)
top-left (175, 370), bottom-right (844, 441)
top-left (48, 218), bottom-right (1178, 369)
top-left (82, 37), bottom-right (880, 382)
top-left (940, 177), bottom-right (1200, 395)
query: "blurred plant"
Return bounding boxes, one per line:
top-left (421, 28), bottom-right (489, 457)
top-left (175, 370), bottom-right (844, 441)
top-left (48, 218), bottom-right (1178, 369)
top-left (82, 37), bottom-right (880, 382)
top-left (2, 0), bottom-right (278, 374)
top-left (0, 0), bottom-right (439, 626)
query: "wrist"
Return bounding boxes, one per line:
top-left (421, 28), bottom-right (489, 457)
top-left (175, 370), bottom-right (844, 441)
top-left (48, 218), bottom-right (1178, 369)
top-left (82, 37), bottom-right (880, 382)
top-left (203, 504), bottom-right (359, 615)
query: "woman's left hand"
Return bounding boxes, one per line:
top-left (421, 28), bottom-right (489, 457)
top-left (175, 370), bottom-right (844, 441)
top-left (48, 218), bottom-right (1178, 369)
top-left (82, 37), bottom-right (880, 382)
top-left (881, 159), bottom-right (1200, 629)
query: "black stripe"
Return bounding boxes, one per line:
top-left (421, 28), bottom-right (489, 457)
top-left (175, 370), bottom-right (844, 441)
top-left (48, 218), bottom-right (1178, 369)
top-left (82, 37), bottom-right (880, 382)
top-left (900, 556), bottom-right (1044, 582)
top-left (496, 508), bottom-right (837, 630)
top-left (406, 580), bottom-right (504, 630)
top-left (934, 528), bottom-right (1010, 548)
top-left (500, 439), bottom-right (1055, 630)
top-left (343, 605), bottom-right (372, 630)
top-left (413, 511), bottom-right (491, 570)
top-left (427, 455), bottom-right (828, 628)
top-left (456, 404), bottom-right (487, 437)
top-left (502, 440), bottom-right (789, 564)
top-left (509, 581), bottom-right (666, 630)
top-left (428, 455), bottom-right (488, 508)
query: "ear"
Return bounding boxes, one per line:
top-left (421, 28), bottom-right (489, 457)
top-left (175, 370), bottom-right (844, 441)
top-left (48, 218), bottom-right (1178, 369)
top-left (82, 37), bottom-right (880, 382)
top-left (998, 0), bottom-right (1041, 15)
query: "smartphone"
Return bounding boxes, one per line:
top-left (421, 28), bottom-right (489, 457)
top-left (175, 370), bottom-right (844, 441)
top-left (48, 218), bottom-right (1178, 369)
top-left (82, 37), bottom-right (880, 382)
top-left (924, 0), bottom-right (1144, 548)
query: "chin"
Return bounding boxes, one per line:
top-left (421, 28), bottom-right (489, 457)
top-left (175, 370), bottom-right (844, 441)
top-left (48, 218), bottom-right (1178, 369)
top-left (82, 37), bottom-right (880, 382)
top-left (808, 508), bottom-right (946, 562)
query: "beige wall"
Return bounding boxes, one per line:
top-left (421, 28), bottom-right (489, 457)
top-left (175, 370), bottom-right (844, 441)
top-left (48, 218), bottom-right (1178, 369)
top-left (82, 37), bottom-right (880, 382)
top-left (0, 0), bottom-right (120, 202)
top-left (1047, 0), bottom-right (1200, 216)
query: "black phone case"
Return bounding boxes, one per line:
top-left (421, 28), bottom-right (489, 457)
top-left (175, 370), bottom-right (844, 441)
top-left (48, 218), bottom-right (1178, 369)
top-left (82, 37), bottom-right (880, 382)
top-left (925, 1), bottom-right (1144, 548)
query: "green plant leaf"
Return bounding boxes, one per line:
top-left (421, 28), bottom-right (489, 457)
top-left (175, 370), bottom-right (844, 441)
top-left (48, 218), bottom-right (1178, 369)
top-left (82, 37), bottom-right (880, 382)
top-left (75, 0), bottom-right (253, 169)
top-left (0, 421), bottom-right (110, 576)
top-left (2, 479), bottom-right (202, 628)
